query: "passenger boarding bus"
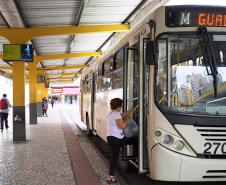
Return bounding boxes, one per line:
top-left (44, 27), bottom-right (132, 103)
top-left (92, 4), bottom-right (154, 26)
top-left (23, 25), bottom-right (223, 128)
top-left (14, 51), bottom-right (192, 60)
top-left (80, 2), bottom-right (226, 181)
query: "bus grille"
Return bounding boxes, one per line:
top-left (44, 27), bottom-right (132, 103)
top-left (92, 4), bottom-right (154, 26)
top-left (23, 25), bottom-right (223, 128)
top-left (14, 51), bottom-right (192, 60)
top-left (194, 126), bottom-right (226, 141)
top-left (203, 170), bottom-right (226, 179)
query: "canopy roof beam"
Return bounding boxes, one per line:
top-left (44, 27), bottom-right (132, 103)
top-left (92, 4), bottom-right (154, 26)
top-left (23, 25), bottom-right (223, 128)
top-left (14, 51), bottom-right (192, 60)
top-left (0, 24), bottom-right (129, 42)
top-left (36, 51), bottom-right (101, 62)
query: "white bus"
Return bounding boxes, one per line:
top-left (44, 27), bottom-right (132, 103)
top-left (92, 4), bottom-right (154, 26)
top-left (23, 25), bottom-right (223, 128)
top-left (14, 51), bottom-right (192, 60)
top-left (80, 1), bottom-right (226, 181)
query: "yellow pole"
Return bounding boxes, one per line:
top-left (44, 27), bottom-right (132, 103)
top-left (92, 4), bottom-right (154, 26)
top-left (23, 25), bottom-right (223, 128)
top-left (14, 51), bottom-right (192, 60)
top-left (12, 58), bottom-right (26, 141)
top-left (37, 83), bottom-right (44, 102)
top-left (8, 36), bottom-right (28, 141)
top-left (13, 63), bottom-right (25, 106)
top-left (28, 62), bottom-right (38, 124)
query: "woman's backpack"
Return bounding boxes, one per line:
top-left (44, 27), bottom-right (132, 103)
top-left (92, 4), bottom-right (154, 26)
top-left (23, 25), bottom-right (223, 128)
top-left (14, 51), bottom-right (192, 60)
top-left (0, 99), bottom-right (7, 109)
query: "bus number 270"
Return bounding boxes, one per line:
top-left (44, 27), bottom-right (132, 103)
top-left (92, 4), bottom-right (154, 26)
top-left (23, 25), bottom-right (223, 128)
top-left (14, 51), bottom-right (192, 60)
top-left (204, 142), bottom-right (226, 154)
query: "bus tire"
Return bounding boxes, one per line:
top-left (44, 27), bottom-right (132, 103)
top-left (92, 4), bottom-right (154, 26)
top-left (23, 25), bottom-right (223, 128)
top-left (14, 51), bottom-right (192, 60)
top-left (86, 114), bottom-right (92, 136)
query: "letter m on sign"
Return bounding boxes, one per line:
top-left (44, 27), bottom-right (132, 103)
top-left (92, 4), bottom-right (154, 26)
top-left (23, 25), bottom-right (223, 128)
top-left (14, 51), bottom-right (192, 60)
top-left (180, 12), bottom-right (191, 25)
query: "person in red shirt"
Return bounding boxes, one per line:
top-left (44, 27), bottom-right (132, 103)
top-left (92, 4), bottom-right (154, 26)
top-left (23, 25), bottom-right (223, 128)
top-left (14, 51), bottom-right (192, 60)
top-left (0, 94), bottom-right (12, 132)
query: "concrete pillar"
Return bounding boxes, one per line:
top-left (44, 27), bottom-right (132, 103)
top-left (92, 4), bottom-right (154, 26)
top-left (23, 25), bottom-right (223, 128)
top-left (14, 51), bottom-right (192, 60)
top-left (13, 62), bottom-right (26, 141)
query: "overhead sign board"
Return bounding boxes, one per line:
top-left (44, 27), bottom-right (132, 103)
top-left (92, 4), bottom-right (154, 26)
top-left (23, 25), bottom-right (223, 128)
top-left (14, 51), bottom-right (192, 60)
top-left (3, 44), bottom-right (33, 62)
top-left (166, 6), bottom-right (226, 27)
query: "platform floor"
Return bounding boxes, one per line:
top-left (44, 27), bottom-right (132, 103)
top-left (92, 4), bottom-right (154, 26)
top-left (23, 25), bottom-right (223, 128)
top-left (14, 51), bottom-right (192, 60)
top-left (0, 103), bottom-right (121, 185)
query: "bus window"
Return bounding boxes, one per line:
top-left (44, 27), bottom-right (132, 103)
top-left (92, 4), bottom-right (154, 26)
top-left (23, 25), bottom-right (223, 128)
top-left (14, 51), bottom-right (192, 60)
top-left (96, 77), bottom-right (103, 92)
top-left (98, 63), bottom-right (104, 77)
top-left (112, 48), bottom-right (124, 89)
top-left (156, 34), bottom-right (226, 115)
top-left (114, 48), bottom-right (124, 70)
top-left (102, 77), bottom-right (112, 91)
top-left (87, 78), bottom-right (92, 94)
top-left (156, 39), bottom-right (167, 105)
top-left (103, 56), bottom-right (113, 75)
top-left (112, 68), bottom-right (123, 89)
top-left (102, 56), bottom-right (113, 91)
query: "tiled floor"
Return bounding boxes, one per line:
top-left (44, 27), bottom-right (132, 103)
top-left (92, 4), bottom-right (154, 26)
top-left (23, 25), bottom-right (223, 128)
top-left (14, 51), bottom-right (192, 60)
top-left (0, 105), bottom-right (75, 185)
top-left (0, 103), bottom-right (122, 185)
top-left (62, 103), bottom-right (122, 185)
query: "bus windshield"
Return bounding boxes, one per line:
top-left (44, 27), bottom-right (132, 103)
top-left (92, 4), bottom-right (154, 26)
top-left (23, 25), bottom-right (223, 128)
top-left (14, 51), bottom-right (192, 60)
top-left (156, 33), bottom-right (226, 116)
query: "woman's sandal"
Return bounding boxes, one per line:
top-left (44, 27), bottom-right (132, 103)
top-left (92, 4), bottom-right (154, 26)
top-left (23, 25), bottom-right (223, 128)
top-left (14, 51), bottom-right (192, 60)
top-left (107, 176), bottom-right (117, 184)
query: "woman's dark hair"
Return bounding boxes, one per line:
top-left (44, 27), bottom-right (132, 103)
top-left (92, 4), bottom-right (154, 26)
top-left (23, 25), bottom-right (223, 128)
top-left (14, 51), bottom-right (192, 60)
top-left (110, 98), bottom-right (123, 110)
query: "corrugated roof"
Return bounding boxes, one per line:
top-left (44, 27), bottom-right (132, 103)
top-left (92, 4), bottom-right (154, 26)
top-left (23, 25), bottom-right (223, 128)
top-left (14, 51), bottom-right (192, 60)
top-left (46, 70), bottom-right (63, 75)
top-left (0, 37), bottom-right (9, 53)
top-left (0, 61), bottom-right (9, 66)
top-left (63, 68), bottom-right (80, 73)
top-left (0, 15), bottom-right (7, 27)
top-left (66, 57), bottom-right (90, 65)
top-left (34, 35), bottom-right (71, 54)
top-left (16, 0), bottom-right (82, 26)
top-left (0, 36), bottom-right (10, 69)
top-left (42, 59), bottom-right (65, 66)
top-left (70, 33), bottom-right (112, 52)
top-left (80, 0), bottom-right (143, 24)
top-left (4, 0), bottom-right (145, 83)
top-left (15, 0), bottom-right (84, 81)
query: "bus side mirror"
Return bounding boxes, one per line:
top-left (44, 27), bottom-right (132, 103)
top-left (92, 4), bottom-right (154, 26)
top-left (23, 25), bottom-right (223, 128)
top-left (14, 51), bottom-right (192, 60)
top-left (145, 41), bottom-right (155, 65)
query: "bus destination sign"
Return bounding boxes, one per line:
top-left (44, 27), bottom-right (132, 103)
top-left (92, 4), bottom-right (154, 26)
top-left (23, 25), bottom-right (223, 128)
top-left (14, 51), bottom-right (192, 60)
top-left (166, 6), bottom-right (226, 27)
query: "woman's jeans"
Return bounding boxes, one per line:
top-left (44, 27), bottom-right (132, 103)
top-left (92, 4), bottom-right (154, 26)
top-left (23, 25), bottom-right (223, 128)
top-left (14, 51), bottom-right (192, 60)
top-left (107, 136), bottom-right (137, 176)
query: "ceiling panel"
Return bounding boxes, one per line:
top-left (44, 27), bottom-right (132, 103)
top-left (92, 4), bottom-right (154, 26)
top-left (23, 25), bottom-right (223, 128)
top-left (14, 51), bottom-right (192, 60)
top-left (42, 59), bottom-right (65, 66)
top-left (34, 35), bottom-right (71, 54)
top-left (0, 37), bottom-right (10, 53)
top-left (16, 0), bottom-right (83, 70)
top-left (80, 0), bottom-right (142, 25)
top-left (74, 0), bottom-right (143, 69)
top-left (0, 0), bottom-right (144, 83)
top-left (1, 69), bottom-right (12, 73)
top-left (16, 0), bottom-right (82, 26)
top-left (45, 70), bottom-right (63, 75)
top-left (66, 57), bottom-right (90, 65)
top-left (0, 61), bottom-right (9, 66)
top-left (70, 33), bottom-right (112, 52)
top-left (63, 68), bottom-right (80, 73)
top-left (0, 15), bottom-right (7, 27)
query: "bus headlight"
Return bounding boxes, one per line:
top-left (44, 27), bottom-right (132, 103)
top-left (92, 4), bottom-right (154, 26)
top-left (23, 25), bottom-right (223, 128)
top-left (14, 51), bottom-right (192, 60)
top-left (162, 134), bottom-right (173, 145)
top-left (154, 128), bottom-right (196, 157)
top-left (155, 130), bottom-right (162, 137)
top-left (174, 140), bottom-right (184, 151)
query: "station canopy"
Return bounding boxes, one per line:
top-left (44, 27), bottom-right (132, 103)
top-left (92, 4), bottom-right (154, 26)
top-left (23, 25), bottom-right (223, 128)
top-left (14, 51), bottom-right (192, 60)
top-left (0, 0), bottom-right (145, 84)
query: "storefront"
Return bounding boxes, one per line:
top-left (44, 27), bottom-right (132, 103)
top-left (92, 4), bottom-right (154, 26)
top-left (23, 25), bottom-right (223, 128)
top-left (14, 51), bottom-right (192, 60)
top-left (50, 86), bottom-right (80, 104)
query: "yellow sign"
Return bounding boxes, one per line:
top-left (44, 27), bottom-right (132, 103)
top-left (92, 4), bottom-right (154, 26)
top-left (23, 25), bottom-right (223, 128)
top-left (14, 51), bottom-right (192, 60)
top-left (3, 44), bottom-right (21, 61)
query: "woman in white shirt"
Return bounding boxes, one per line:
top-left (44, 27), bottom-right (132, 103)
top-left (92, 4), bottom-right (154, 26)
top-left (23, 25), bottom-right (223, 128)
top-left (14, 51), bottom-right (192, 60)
top-left (107, 98), bottom-right (136, 184)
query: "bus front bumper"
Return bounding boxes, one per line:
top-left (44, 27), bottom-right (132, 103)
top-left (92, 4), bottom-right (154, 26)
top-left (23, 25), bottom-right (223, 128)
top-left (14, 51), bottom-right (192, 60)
top-left (151, 144), bottom-right (226, 181)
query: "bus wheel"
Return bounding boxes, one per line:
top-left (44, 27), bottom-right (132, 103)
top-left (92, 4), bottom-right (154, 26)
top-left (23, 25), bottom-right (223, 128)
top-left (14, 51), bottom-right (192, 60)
top-left (86, 114), bottom-right (92, 136)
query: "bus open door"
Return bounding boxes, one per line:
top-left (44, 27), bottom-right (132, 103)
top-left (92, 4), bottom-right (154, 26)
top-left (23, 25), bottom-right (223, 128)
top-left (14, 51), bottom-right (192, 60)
top-left (122, 34), bottom-right (150, 174)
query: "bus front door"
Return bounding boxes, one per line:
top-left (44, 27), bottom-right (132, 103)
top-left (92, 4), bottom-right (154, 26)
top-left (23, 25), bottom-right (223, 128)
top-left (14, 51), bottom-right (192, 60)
top-left (138, 36), bottom-right (149, 173)
top-left (123, 47), bottom-right (139, 161)
top-left (122, 38), bottom-right (149, 174)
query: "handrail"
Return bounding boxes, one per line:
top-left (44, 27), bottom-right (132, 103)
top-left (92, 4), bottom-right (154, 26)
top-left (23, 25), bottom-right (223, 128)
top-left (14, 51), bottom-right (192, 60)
top-left (207, 97), bottom-right (226, 104)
